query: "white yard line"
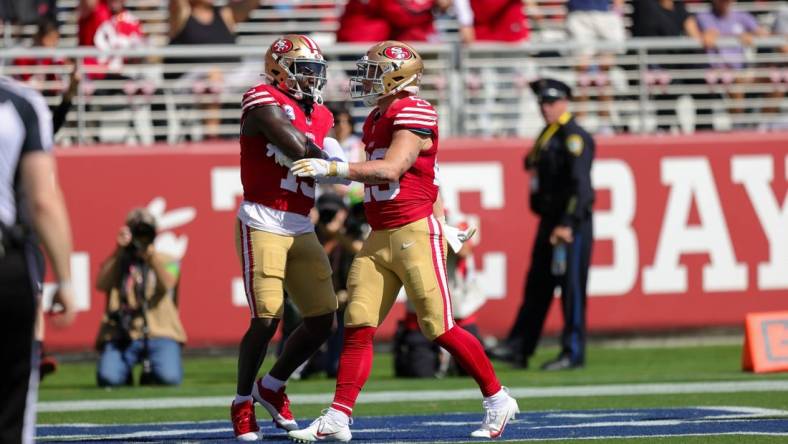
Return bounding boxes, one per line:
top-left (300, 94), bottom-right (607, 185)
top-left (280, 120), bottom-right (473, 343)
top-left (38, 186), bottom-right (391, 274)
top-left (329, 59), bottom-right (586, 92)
top-left (38, 380), bottom-right (788, 413)
top-left (398, 432), bottom-right (788, 443)
top-left (36, 430), bottom-right (788, 442)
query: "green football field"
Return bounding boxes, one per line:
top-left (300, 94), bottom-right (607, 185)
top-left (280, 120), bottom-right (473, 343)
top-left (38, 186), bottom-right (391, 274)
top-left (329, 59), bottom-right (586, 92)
top-left (37, 343), bottom-right (788, 443)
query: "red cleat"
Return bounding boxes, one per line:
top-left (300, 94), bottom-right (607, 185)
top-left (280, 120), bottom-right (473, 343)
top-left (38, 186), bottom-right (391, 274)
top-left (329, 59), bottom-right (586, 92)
top-left (231, 400), bottom-right (261, 441)
top-left (253, 379), bottom-right (299, 431)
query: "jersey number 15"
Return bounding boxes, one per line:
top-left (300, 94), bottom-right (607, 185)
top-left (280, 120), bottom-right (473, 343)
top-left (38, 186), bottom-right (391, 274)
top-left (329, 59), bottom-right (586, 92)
top-left (364, 148), bottom-right (400, 203)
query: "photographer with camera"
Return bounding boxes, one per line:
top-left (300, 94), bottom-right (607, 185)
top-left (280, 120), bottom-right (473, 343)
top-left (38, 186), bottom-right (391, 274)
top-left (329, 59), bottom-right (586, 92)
top-left (94, 208), bottom-right (186, 387)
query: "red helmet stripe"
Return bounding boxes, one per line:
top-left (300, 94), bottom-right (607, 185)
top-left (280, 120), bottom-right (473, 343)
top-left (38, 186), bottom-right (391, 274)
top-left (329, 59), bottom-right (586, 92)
top-left (300, 35), bottom-right (319, 54)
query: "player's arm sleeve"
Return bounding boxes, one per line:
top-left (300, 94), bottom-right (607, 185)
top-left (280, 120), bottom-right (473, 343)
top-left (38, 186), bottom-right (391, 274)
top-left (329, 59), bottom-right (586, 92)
top-left (241, 89), bottom-right (327, 160)
top-left (560, 130), bottom-right (595, 227)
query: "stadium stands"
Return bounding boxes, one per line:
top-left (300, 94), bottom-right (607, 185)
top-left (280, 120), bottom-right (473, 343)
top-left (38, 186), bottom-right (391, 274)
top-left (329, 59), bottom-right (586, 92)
top-left (0, 1), bottom-right (785, 144)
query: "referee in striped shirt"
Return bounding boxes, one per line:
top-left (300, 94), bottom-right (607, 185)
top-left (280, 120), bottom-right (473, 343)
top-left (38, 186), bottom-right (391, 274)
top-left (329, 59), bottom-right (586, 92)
top-left (0, 76), bottom-right (76, 444)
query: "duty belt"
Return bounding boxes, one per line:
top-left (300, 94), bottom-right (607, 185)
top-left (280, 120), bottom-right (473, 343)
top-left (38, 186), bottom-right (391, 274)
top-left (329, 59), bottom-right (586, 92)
top-left (0, 224), bottom-right (26, 259)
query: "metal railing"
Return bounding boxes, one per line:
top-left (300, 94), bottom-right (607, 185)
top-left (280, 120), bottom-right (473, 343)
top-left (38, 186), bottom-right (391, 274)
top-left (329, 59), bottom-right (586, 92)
top-left (461, 38), bottom-right (787, 137)
top-left (0, 38), bottom-right (785, 145)
top-left (0, 43), bottom-right (454, 145)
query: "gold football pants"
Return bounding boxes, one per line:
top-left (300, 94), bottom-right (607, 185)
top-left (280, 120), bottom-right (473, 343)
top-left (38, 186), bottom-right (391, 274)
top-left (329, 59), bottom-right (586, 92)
top-left (345, 215), bottom-right (454, 340)
top-left (235, 220), bottom-right (337, 319)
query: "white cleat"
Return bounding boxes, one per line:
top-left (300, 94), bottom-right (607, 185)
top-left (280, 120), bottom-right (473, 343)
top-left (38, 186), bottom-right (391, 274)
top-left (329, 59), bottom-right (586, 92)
top-left (288, 413), bottom-right (352, 442)
top-left (470, 389), bottom-right (519, 439)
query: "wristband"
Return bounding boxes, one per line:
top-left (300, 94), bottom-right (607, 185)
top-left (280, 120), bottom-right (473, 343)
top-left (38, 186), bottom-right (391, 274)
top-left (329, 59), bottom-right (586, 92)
top-left (329, 161), bottom-right (349, 178)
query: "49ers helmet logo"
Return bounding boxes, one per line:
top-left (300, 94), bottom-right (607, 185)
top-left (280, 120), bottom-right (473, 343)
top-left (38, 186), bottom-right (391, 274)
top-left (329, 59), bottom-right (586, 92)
top-left (383, 46), bottom-right (413, 60)
top-left (272, 38), bottom-right (293, 54)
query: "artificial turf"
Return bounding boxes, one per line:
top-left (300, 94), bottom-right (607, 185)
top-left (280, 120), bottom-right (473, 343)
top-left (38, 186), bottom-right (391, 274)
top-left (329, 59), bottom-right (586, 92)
top-left (38, 343), bottom-right (788, 426)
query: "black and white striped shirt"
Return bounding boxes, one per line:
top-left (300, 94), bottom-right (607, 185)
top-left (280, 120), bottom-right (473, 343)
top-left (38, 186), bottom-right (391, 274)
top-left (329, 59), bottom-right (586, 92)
top-left (0, 76), bottom-right (53, 228)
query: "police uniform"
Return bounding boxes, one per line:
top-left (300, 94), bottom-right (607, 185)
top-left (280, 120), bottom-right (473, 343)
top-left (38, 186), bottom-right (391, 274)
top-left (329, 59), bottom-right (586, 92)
top-left (510, 78), bottom-right (595, 370)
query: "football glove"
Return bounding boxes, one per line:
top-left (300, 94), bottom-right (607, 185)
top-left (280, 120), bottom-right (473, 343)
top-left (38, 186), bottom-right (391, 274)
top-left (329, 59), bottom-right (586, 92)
top-left (443, 224), bottom-right (477, 254)
top-left (291, 158), bottom-right (349, 179)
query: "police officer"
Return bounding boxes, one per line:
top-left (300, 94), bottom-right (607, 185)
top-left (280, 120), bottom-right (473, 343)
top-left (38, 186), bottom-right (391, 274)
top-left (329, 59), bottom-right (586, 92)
top-left (507, 78), bottom-right (595, 371)
top-left (0, 76), bottom-right (75, 444)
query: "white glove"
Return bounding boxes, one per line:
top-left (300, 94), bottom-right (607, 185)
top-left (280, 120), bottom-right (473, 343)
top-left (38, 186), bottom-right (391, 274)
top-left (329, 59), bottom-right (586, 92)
top-left (443, 224), bottom-right (477, 254)
top-left (291, 158), bottom-right (349, 179)
top-left (266, 143), bottom-right (293, 168)
top-left (322, 137), bottom-right (347, 162)
top-left (313, 137), bottom-right (352, 184)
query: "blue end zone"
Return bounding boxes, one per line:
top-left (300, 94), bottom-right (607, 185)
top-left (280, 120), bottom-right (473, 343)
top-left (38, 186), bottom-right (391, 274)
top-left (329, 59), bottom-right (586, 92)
top-left (37, 406), bottom-right (788, 443)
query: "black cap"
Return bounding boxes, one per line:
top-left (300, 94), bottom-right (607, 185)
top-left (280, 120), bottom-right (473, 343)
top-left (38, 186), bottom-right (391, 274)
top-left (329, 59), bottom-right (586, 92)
top-left (529, 78), bottom-right (572, 103)
top-left (316, 193), bottom-right (346, 212)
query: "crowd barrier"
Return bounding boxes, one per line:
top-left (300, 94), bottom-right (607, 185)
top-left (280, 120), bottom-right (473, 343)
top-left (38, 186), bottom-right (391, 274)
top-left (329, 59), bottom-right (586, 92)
top-left (44, 132), bottom-right (788, 349)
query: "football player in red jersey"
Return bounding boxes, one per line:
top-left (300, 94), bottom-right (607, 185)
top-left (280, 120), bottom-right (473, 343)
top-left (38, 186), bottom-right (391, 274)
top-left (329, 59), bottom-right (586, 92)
top-left (288, 41), bottom-right (519, 442)
top-left (231, 34), bottom-right (346, 441)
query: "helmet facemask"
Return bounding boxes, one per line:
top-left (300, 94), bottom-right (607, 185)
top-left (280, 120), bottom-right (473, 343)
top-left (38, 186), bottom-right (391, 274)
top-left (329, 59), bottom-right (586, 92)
top-left (279, 57), bottom-right (327, 104)
top-left (350, 57), bottom-right (419, 107)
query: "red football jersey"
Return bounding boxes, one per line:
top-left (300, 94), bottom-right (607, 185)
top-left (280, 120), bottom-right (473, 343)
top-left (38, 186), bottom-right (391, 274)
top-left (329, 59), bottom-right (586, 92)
top-left (381, 0), bottom-right (437, 42)
top-left (361, 95), bottom-right (440, 230)
top-left (336, 0), bottom-right (390, 42)
top-left (471, 0), bottom-right (529, 42)
top-left (239, 84), bottom-right (333, 217)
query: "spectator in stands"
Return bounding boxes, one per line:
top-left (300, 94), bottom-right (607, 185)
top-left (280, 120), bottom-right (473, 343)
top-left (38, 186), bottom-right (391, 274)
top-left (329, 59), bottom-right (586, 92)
top-left (95, 208), bottom-right (186, 387)
top-left (336, 0), bottom-right (451, 43)
top-left (14, 18), bottom-right (82, 136)
top-left (336, 0), bottom-right (390, 43)
top-left (78, 0), bottom-right (146, 79)
top-left (566, 0), bottom-right (626, 132)
top-left (697, 0), bottom-right (767, 68)
top-left (51, 67), bottom-right (81, 136)
top-left (696, 0), bottom-right (767, 120)
top-left (13, 18), bottom-right (66, 96)
top-left (382, 0), bottom-right (452, 42)
top-left (455, 0), bottom-right (531, 43)
top-left (167, 0), bottom-right (259, 139)
top-left (454, 0), bottom-right (532, 136)
top-left (0, 0), bottom-right (56, 25)
top-left (632, 0), bottom-right (701, 39)
top-left (631, 1), bottom-right (702, 131)
top-left (168, 0), bottom-right (259, 45)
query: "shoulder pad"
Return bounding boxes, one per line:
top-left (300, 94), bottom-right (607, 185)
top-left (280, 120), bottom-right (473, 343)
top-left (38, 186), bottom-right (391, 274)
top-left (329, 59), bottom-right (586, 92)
top-left (242, 84), bottom-right (281, 114)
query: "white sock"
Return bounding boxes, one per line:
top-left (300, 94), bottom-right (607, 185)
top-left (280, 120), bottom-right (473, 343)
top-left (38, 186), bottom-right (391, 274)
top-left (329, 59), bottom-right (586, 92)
top-left (326, 407), bottom-right (350, 426)
top-left (484, 388), bottom-right (510, 409)
top-left (234, 394), bottom-right (253, 404)
top-left (261, 374), bottom-right (286, 392)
